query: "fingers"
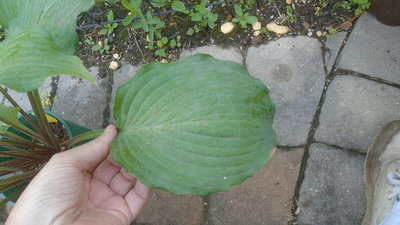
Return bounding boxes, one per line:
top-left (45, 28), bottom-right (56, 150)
top-left (109, 172), bottom-right (136, 196)
top-left (93, 159), bottom-right (121, 184)
top-left (124, 180), bottom-right (150, 220)
top-left (62, 125), bottom-right (117, 172)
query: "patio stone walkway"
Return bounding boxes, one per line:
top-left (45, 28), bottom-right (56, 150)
top-left (1, 13), bottom-right (399, 225)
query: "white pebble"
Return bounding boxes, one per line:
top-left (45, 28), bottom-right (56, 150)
top-left (221, 22), bottom-right (234, 34)
top-left (252, 21), bottom-right (262, 31)
top-left (109, 61), bottom-right (119, 70)
top-left (113, 53), bottom-right (120, 59)
top-left (253, 30), bottom-right (261, 36)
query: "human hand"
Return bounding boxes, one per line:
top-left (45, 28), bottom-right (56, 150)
top-left (6, 125), bottom-right (150, 225)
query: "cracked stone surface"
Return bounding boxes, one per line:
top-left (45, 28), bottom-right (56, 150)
top-left (338, 13), bottom-right (400, 83)
top-left (52, 67), bottom-right (111, 130)
top-left (247, 36), bottom-right (325, 146)
top-left (3, 78), bottom-right (53, 111)
top-left (298, 143), bottom-right (366, 225)
top-left (315, 75), bottom-right (400, 152)
top-left (180, 46), bottom-right (243, 64)
top-left (324, 32), bottom-right (347, 72)
top-left (208, 148), bottom-right (304, 225)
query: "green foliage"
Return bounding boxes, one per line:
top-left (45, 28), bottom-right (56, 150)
top-left (91, 38), bottom-right (111, 54)
top-left (0, 0), bottom-right (95, 92)
top-left (232, 4), bottom-right (258, 28)
top-left (99, 10), bottom-right (118, 36)
top-left (111, 54), bottom-right (276, 195)
top-left (333, 0), bottom-right (370, 15)
top-left (171, 0), bottom-right (189, 14)
top-left (327, 26), bottom-right (337, 38)
top-left (132, 12), bottom-right (165, 50)
top-left (286, 6), bottom-right (297, 23)
top-left (239, 0), bottom-right (256, 10)
top-left (188, 0), bottom-right (218, 34)
top-left (351, 0), bottom-right (371, 15)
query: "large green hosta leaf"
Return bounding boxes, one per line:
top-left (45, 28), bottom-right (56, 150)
top-left (0, 0), bottom-right (22, 28)
top-left (111, 54), bottom-right (276, 195)
top-left (0, 0), bottom-right (94, 92)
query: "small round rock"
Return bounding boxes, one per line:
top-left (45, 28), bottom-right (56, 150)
top-left (221, 22), bottom-right (234, 34)
top-left (113, 53), bottom-right (120, 60)
top-left (266, 22), bottom-right (289, 35)
top-left (316, 30), bottom-right (323, 37)
top-left (253, 30), bottom-right (261, 37)
top-left (109, 61), bottom-right (119, 70)
top-left (252, 21), bottom-right (262, 31)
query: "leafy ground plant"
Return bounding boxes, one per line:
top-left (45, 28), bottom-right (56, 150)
top-left (0, 0), bottom-right (276, 205)
top-left (232, 4), bottom-right (258, 28)
top-left (99, 10), bottom-right (118, 36)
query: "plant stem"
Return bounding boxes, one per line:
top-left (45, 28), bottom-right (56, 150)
top-left (27, 90), bottom-right (60, 151)
top-left (0, 142), bottom-right (48, 160)
top-left (0, 138), bottom-right (51, 151)
top-left (0, 87), bottom-right (49, 141)
top-left (64, 129), bottom-right (105, 149)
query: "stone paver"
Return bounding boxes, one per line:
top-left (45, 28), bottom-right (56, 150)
top-left (298, 143), bottom-right (366, 225)
top-left (247, 36), bottom-right (325, 146)
top-left (109, 62), bottom-right (140, 123)
top-left (208, 148), bottom-right (304, 225)
top-left (324, 32), bottom-right (347, 72)
top-left (180, 46), bottom-right (243, 64)
top-left (315, 75), bottom-right (400, 152)
top-left (3, 78), bottom-right (53, 111)
top-left (134, 190), bottom-right (205, 225)
top-left (52, 67), bottom-right (111, 130)
top-left (338, 13), bottom-right (400, 83)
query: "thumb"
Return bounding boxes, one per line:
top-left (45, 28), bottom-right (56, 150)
top-left (62, 125), bottom-right (117, 172)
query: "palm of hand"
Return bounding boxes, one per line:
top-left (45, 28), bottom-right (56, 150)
top-left (6, 126), bottom-right (149, 225)
top-left (66, 158), bottom-right (145, 225)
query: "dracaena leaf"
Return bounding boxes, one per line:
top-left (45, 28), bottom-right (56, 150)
top-left (111, 54), bottom-right (276, 195)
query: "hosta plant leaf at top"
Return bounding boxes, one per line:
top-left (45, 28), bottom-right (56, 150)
top-left (0, 0), bottom-right (95, 92)
top-left (111, 54), bottom-right (276, 195)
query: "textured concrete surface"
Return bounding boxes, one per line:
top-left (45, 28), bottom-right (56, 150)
top-left (134, 190), bottom-right (205, 225)
top-left (3, 78), bottom-right (53, 111)
top-left (298, 143), bottom-right (366, 225)
top-left (208, 148), bottom-right (304, 225)
top-left (324, 32), bottom-right (347, 72)
top-left (52, 67), bottom-right (111, 130)
top-left (338, 13), bottom-right (400, 83)
top-left (247, 36), bottom-right (325, 146)
top-left (180, 46), bottom-right (243, 65)
top-left (315, 75), bottom-right (400, 152)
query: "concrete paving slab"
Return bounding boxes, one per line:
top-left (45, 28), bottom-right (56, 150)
top-left (298, 143), bottom-right (366, 225)
top-left (324, 32), bottom-right (347, 72)
top-left (134, 189), bottom-right (205, 225)
top-left (52, 67), bottom-right (111, 130)
top-left (208, 148), bottom-right (304, 225)
top-left (180, 46), bottom-right (243, 65)
top-left (3, 78), bottom-right (53, 111)
top-left (315, 75), bottom-right (400, 152)
top-left (110, 62), bottom-right (140, 124)
top-left (338, 13), bottom-right (400, 83)
top-left (247, 36), bottom-right (325, 146)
